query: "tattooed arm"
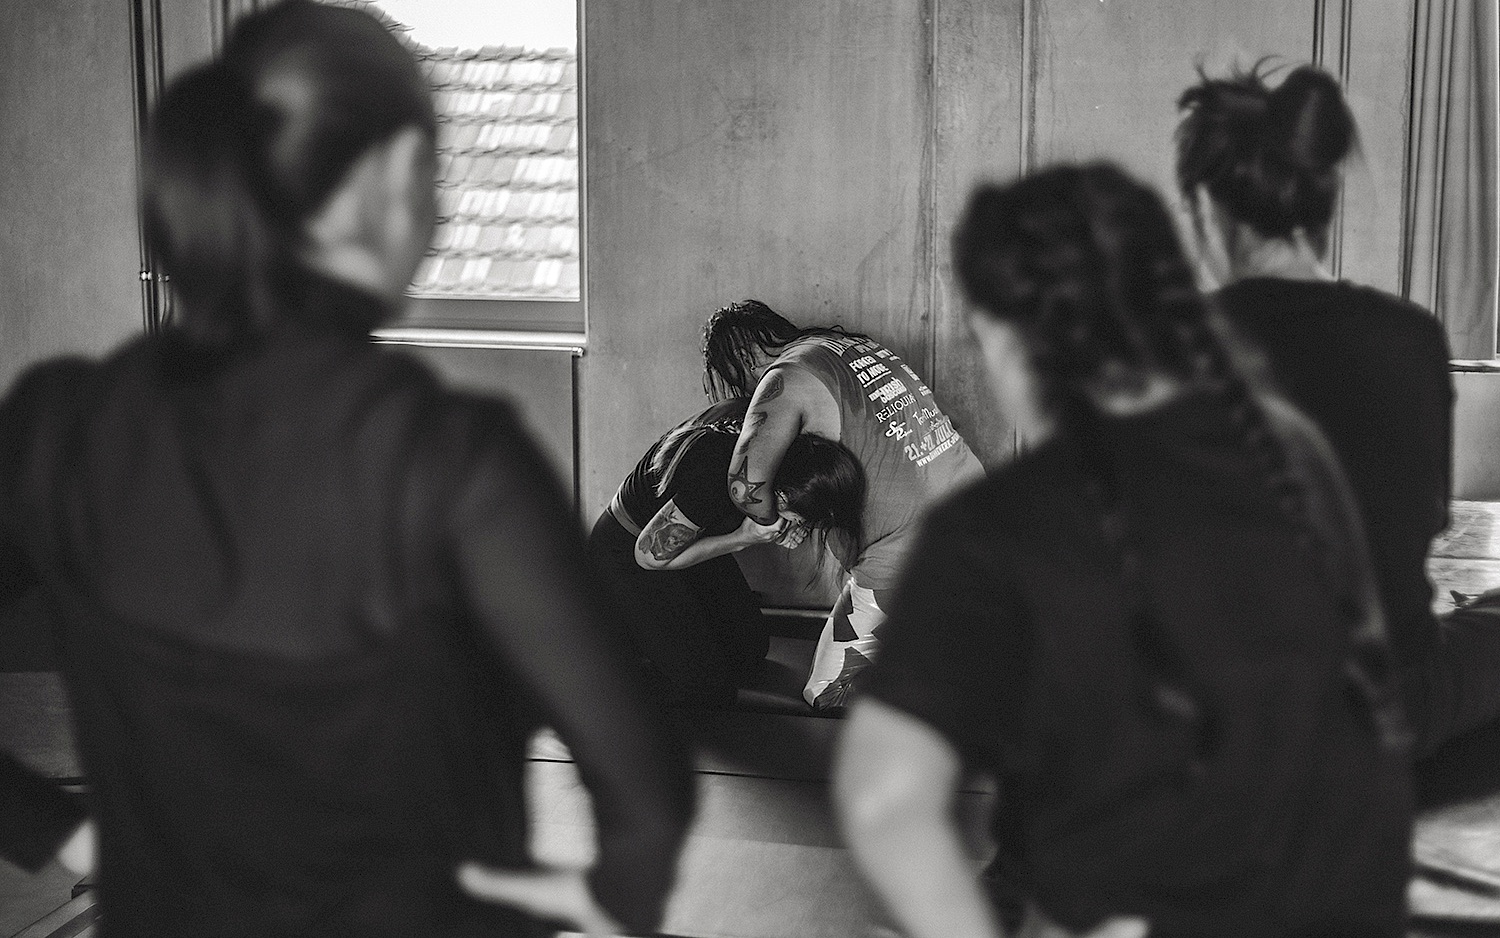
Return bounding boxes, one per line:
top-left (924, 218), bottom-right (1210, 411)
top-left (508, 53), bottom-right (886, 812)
top-left (728, 365), bottom-right (836, 524)
top-left (633, 498), bottom-right (784, 571)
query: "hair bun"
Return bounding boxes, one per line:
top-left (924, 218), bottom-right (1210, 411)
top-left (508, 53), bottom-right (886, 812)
top-left (1263, 66), bottom-right (1353, 173)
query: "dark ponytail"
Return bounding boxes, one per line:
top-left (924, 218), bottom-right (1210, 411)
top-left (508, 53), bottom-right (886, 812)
top-left (142, 0), bottom-right (436, 346)
top-left (1176, 62), bottom-right (1355, 247)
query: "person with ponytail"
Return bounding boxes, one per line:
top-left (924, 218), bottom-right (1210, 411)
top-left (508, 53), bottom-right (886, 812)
top-left (1178, 62), bottom-right (1500, 757)
top-left (0, 3), bottom-right (691, 935)
top-left (834, 164), bottom-right (1412, 937)
top-left (588, 398), bottom-right (866, 706)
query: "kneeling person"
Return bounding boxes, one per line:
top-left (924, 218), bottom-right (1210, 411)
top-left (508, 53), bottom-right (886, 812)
top-left (589, 399), bottom-right (865, 706)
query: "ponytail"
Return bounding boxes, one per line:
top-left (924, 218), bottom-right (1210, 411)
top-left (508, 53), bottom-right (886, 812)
top-left (143, 62), bottom-right (280, 346)
top-left (142, 0), bottom-right (436, 347)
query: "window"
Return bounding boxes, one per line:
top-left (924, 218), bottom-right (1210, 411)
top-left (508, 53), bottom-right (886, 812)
top-left (334, 0), bottom-right (582, 335)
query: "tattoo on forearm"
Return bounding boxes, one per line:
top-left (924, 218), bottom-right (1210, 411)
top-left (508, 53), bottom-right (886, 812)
top-left (643, 510), bottom-right (697, 561)
top-left (757, 371), bottom-right (785, 403)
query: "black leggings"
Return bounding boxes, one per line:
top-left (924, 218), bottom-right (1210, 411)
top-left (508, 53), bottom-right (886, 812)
top-left (587, 514), bottom-right (768, 706)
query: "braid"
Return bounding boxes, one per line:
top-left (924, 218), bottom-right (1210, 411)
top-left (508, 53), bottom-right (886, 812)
top-left (955, 162), bottom-right (1404, 750)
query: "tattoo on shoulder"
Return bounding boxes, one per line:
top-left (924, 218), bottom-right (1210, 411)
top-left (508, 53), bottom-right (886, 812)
top-left (757, 371), bottom-right (785, 403)
top-left (743, 410), bottom-right (768, 433)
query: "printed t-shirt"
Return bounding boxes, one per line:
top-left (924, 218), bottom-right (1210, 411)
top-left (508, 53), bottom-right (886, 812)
top-left (776, 335), bottom-right (983, 589)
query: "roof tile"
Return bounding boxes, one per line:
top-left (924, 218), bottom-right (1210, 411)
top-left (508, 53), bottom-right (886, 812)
top-left (410, 44), bottom-right (579, 300)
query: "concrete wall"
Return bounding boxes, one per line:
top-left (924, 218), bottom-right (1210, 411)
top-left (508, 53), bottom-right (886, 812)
top-left (0, 0), bottom-right (143, 393)
top-left (580, 0), bottom-right (1430, 529)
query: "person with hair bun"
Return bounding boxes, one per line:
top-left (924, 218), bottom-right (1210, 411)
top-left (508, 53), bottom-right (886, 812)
top-left (1178, 62), bottom-right (1500, 757)
top-left (0, 3), bottom-right (691, 935)
top-left (588, 397), bottom-right (866, 707)
top-left (835, 163), bottom-right (1412, 938)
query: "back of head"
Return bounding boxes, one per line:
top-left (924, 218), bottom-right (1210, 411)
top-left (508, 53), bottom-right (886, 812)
top-left (1176, 62), bottom-right (1355, 245)
top-left (701, 299), bottom-right (804, 400)
top-left (953, 162), bottom-right (1210, 415)
top-left (776, 434), bottom-right (866, 562)
top-left (143, 0), bottom-right (436, 346)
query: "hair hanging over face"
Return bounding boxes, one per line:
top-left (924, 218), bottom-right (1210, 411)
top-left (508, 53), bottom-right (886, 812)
top-left (142, 0), bottom-right (436, 347)
top-left (775, 433), bottom-right (866, 569)
top-left (701, 299), bottom-right (867, 401)
top-left (1176, 61), bottom-right (1355, 248)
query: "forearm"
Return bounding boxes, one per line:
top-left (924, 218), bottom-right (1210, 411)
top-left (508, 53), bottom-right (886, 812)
top-left (836, 701), bottom-right (1004, 938)
top-left (843, 800), bottom-right (1003, 938)
top-left (656, 530), bottom-right (752, 569)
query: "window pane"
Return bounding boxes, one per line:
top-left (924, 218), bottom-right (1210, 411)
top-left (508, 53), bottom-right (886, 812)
top-left (335, 1), bottom-right (580, 302)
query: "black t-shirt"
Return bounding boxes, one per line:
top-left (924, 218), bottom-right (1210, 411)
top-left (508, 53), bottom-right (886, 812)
top-left (1217, 277), bottom-right (1453, 665)
top-left (616, 398), bottom-right (747, 535)
top-left (862, 391), bottom-right (1411, 937)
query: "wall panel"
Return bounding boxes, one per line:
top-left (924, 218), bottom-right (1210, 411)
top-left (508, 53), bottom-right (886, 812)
top-left (0, 0), bottom-right (141, 393)
top-left (582, 0), bottom-right (931, 520)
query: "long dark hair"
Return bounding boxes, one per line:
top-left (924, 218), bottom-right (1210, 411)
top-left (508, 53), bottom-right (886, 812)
top-left (142, 0), bottom-right (436, 347)
top-left (652, 424), bottom-right (865, 567)
top-left (1176, 62), bottom-right (1355, 253)
top-left (701, 299), bottom-right (866, 401)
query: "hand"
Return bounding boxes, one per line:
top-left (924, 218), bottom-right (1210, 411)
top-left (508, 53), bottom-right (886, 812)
top-left (774, 520), bottom-right (810, 550)
top-left (737, 514), bottom-right (787, 546)
top-left (457, 863), bottom-right (623, 937)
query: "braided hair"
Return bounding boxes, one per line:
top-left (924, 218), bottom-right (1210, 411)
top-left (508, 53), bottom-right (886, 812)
top-left (953, 162), bottom-right (1401, 752)
top-left (1176, 61), bottom-right (1356, 254)
top-left (701, 300), bottom-right (867, 401)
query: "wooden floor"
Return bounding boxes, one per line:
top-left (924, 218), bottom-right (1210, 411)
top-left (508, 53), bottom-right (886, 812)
top-left (7, 502), bottom-right (1500, 937)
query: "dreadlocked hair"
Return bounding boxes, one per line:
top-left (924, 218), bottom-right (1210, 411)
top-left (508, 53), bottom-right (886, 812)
top-left (701, 299), bottom-right (868, 401)
top-left (1176, 60), bottom-right (1355, 253)
top-left (953, 162), bottom-right (1393, 744)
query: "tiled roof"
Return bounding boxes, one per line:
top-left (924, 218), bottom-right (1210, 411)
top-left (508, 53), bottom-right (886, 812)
top-left (413, 46), bottom-right (580, 299)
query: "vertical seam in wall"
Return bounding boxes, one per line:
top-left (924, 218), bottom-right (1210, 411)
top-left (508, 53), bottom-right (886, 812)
top-left (1332, 0), bottom-right (1353, 280)
top-left (129, 0), bottom-right (164, 334)
top-left (575, 0), bottom-right (589, 510)
top-left (1400, 1), bottom-right (1427, 301)
top-left (1313, 0), bottom-right (1326, 69)
top-left (923, 0), bottom-right (940, 386)
top-left (1433, 0), bottom-right (1457, 325)
top-left (1020, 0), bottom-right (1037, 175)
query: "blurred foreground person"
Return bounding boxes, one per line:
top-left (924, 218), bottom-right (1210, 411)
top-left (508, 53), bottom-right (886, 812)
top-left (835, 164), bottom-right (1412, 938)
top-left (0, 3), bottom-right (690, 935)
top-left (703, 301), bottom-right (984, 708)
top-left (1178, 62), bottom-right (1499, 757)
